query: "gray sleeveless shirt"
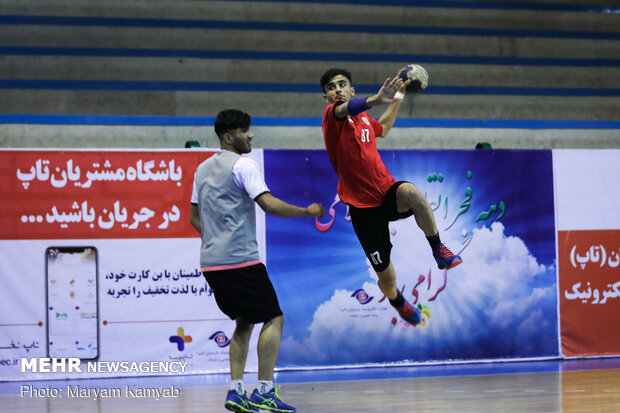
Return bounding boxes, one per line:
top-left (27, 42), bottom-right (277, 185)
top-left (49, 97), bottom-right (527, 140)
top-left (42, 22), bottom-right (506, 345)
top-left (194, 151), bottom-right (261, 270)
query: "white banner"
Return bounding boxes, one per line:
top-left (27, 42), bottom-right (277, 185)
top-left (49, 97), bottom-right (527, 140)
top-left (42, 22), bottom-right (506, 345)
top-left (553, 149), bottom-right (620, 231)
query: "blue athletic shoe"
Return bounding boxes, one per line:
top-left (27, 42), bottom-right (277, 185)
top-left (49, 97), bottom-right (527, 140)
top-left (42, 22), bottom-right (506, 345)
top-left (396, 299), bottom-right (422, 326)
top-left (248, 387), bottom-right (296, 413)
top-left (433, 243), bottom-right (463, 270)
top-left (225, 390), bottom-right (259, 413)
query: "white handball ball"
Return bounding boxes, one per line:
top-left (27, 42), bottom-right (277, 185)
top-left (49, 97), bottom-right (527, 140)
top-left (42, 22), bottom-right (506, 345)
top-left (399, 64), bottom-right (428, 93)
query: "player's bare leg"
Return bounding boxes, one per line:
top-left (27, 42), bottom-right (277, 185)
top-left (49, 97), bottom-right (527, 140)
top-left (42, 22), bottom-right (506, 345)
top-left (396, 182), bottom-right (437, 236)
top-left (230, 318), bottom-right (254, 380)
top-left (227, 320), bottom-right (259, 412)
top-left (395, 182), bottom-right (462, 270)
top-left (377, 262), bottom-right (398, 300)
top-left (249, 315), bottom-right (296, 413)
top-left (377, 262), bottom-right (422, 326)
top-left (256, 315), bottom-right (283, 381)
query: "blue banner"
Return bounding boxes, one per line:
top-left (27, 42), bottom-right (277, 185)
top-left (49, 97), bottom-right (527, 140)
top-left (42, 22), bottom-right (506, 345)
top-left (264, 149), bottom-right (558, 367)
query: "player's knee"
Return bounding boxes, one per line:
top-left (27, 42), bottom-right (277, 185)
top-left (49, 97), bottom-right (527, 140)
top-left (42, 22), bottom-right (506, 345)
top-left (377, 273), bottom-right (395, 289)
top-left (235, 318), bottom-right (254, 334)
top-left (398, 183), bottom-right (424, 207)
top-left (266, 314), bottom-right (284, 329)
top-left (402, 183), bottom-right (427, 208)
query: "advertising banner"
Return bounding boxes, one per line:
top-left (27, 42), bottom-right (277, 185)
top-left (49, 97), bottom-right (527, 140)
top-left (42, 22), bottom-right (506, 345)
top-left (558, 230), bottom-right (620, 356)
top-left (1, 148), bottom-right (565, 380)
top-left (0, 149), bottom-right (266, 381)
top-left (264, 149), bottom-right (559, 368)
top-left (554, 149), bottom-right (620, 357)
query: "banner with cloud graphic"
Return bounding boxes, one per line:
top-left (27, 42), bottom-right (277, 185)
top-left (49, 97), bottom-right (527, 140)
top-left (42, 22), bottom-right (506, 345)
top-left (0, 147), bottom-right (567, 380)
top-left (264, 149), bottom-right (559, 367)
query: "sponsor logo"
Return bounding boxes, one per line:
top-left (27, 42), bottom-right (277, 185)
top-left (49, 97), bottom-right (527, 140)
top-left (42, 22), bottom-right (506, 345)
top-left (351, 289), bottom-right (373, 305)
top-left (169, 327), bottom-right (192, 351)
top-left (208, 331), bottom-right (231, 348)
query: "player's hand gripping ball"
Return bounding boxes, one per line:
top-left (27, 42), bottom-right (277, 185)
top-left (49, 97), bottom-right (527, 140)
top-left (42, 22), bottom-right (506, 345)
top-left (399, 64), bottom-right (428, 93)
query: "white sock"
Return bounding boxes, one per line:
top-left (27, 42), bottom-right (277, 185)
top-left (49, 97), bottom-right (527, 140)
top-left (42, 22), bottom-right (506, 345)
top-left (230, 380), bottom-right (244, 395)
top-left (258, 380), bottom-right (274, 394)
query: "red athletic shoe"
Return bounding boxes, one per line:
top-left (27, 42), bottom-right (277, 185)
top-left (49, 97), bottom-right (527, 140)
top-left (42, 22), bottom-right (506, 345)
top-left (396, 299), bottom-right (422, 326)
top-left (433, 243), bottom-right (463, 270)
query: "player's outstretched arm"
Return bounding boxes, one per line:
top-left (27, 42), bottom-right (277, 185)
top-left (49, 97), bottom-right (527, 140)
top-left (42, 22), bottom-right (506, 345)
top-left (333, 75), bottom-right (405, 120)
top-left (256, 192), bottom-right (325, 218)
top-left (378, 64), bottom-right (428, 137)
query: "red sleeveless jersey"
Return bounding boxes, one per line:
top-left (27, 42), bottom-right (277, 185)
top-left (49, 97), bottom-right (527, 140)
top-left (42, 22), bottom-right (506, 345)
top-left (322, 103), bottom-right (397, 208)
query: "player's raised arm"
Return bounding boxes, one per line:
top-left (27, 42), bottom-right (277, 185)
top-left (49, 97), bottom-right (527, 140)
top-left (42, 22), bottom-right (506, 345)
top-left (378, 65), bottom-right (429, 137)
top-left (333, 76), bottom-right (405, 120)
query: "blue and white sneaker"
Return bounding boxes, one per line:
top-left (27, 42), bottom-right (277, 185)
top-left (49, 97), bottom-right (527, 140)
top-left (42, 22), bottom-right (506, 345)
top-left (248, 387), bottom-right (296, 413)
top-left (225, 390), bottom-right (259, 413)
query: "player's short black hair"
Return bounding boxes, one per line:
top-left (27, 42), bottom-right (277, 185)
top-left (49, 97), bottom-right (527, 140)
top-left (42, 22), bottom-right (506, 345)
top-left (214, 109), bottom-right (251, 140)
top-left (320, 68), bottom-right (353, 93)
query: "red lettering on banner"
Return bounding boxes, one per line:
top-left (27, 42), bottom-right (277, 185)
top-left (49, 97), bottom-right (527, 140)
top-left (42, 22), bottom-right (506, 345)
top-left (0, 150), bottom-right (215, 240)
top-left (558, 230), bottom-right (620, 357)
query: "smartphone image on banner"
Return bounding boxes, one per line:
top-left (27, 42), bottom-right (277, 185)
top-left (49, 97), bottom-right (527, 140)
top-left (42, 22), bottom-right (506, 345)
top-left (45, 247), bottom-right (99, 360)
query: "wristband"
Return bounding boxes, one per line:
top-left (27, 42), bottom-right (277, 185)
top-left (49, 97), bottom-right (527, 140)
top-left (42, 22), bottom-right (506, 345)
top-left (347, 97), bottom-right (370, 116)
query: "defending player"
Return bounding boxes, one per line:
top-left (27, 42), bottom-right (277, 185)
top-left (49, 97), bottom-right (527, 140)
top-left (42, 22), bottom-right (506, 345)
top-left (191, 109), bottom-right (324, 413)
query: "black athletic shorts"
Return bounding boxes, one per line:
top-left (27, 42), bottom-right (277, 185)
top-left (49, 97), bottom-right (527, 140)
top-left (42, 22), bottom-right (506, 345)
top-left (348, 181), bottom-right (414, 272)
top-left (203, 263), bottom-right (283, 324)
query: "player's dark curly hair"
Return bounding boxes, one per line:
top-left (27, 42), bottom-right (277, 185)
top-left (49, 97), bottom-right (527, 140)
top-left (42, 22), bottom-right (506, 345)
top-left (320, 68), bottom-right (353, 93)
top-left (214, 109), bottom-right (251, 140)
